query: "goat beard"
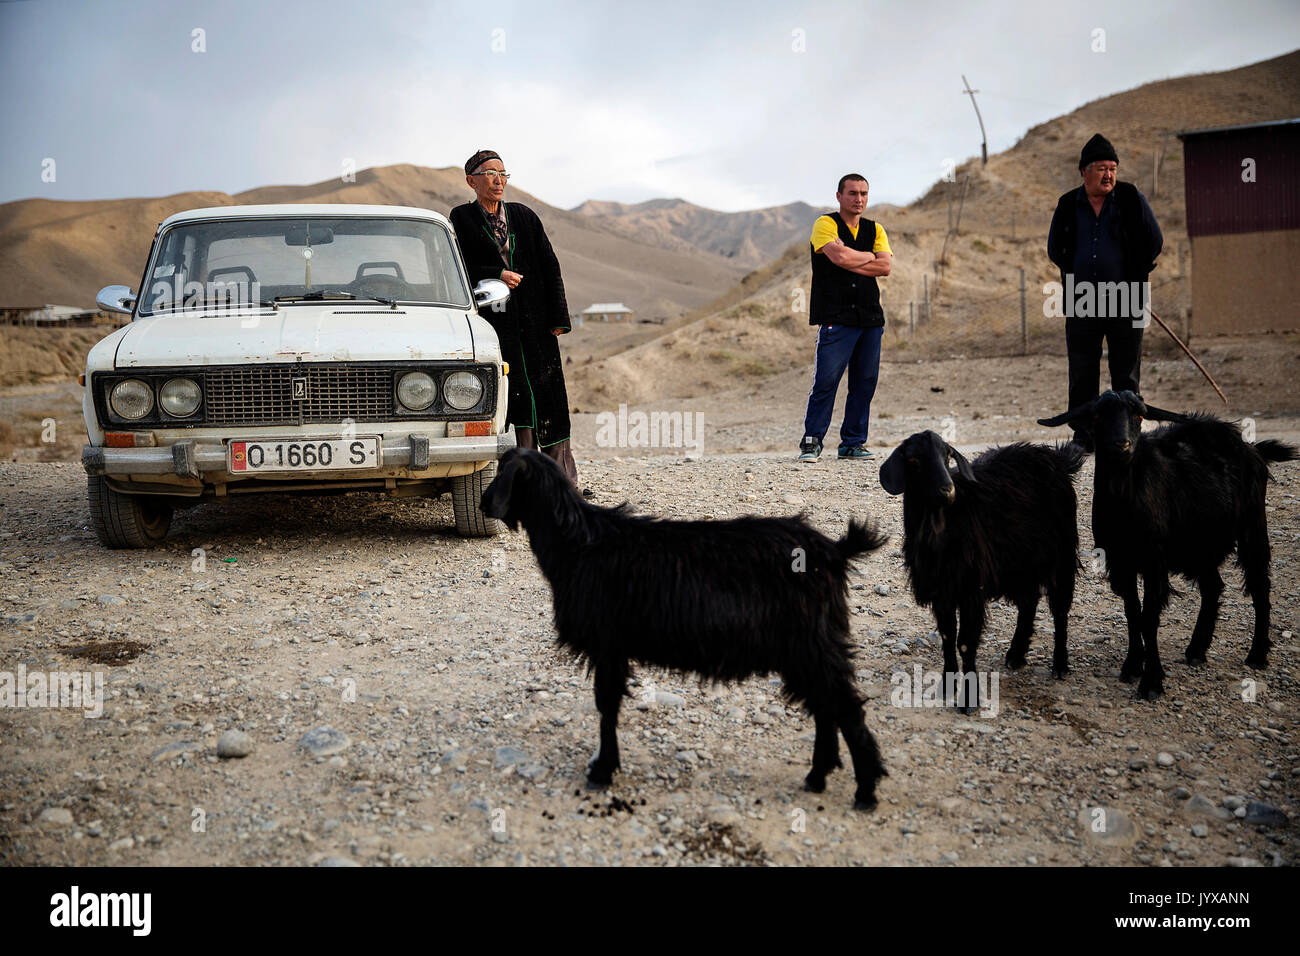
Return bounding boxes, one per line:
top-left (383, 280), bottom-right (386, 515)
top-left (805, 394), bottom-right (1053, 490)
top-left (926, 510), bottom-right (946, 536)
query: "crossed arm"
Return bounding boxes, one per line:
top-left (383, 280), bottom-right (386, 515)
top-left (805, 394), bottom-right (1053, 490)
top-left (822, 240), bottom-right (892, 276)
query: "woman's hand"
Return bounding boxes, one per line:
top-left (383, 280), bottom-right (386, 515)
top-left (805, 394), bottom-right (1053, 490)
top-left (500, 270), bottom-right (523, 289)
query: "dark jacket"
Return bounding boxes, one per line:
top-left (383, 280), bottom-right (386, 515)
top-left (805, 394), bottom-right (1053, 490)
top-left (809, 212), bottom-right (885, 328)
top-left (1047, 181), bottom-right (1163, 291)
top-left (450, 201), bottom-right (571, 446)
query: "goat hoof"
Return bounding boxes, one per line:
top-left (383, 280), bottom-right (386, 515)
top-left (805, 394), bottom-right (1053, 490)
top-left (1120, 661), bottom-right (1142, 683)
top-left (803, 775), bottom-right (827, 794)
top-left (1005, 652), bottom-right (1028, 670)
top-left (585, 764), bottom-right (615, 789)
top-left (852, 793), bottom-right (878, 813)
top-left (1185, 651), bottom-right (1207, 667)
top-left (1244, 653), bottom-right (1269, 670)
top-left (1138, 682), bottom-right (1163, 702)
top-left (1051, 665), bottom-right (1070, 679)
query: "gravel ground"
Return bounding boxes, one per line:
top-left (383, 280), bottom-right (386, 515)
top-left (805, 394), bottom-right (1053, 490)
top-left (1, 439), bottom-right (1296, 867)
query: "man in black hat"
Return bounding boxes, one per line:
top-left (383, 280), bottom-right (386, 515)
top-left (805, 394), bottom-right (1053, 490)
top-left (1047, 133), bottom-right (1163, 451)
top-left (450, 149), bottom-right (580, 485)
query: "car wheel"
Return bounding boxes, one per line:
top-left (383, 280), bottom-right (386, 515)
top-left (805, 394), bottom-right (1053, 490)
top-left (451, 462), bottom-right (505, 537)
top-left (87, 475), bottom-right (173, 548)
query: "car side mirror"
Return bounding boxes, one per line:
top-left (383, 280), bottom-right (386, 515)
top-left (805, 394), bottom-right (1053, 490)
top-left (473, 279), bottom-right (510, 311)
top-left (96, 285), bottom-right (136, 315)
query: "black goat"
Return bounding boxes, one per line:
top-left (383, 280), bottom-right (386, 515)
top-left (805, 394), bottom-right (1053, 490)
top-left (1040, 390), bottom-right (1297, 700)
top-left (879, 431), bottom-right (1084, 711)
top-left (481, 448), bottom-right (890, 810)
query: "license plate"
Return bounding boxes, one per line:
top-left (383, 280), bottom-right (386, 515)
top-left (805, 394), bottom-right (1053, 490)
top-left (228, 438), bottom-right (380, 473)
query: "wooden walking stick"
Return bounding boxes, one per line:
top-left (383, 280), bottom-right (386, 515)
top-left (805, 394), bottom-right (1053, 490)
top-left (1148, 307), bottom-right (1228, 406)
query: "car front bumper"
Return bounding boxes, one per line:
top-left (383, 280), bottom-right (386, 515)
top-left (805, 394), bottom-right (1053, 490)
top-left (83, 432), bottom-right (516, 480)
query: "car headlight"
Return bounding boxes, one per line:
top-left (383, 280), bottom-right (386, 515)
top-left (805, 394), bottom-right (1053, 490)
top-left (442, 371), bottom-right (483, 410)
top-left (159, 377), bottom-right (201, 417)
top-left (397, 371), bottom-right (437, 411)
top-left (109, 379), bottom-right (154, 420)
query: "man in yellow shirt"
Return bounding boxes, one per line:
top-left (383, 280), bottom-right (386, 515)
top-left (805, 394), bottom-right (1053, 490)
top-left (798, 174), bottom-right (893, 461)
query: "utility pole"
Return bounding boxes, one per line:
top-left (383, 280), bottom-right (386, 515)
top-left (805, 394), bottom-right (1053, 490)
top-left (962, 74), bottom-right (988, 167)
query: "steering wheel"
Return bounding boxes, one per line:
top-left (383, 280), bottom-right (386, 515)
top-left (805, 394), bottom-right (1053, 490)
top-left (350, 273), bottom-right (413, 300)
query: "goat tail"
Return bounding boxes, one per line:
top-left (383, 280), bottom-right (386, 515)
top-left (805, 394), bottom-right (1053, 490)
top-left (1056, 440), bottom-right (1087, 475)
top-left (838, 518), bottom-right (889, 563)
top-left (1256, 439), bottom-right (1300, 464)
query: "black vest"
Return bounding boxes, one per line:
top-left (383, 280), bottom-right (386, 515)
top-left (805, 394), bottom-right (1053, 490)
top-left (809, 212), bottom-right (885, 328)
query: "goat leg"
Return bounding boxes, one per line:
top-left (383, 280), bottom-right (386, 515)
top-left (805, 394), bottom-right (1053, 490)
top-left (1005, 593), bottom-right (1037, 670)
top-left (1137, 572), bottom-right (1170, 701)
top-left (1241, 522), bottom-right (1273, 670)
top-left (803, 711), bottom-right (842, 794)
top-left (1185, 569), bottom-right (1223, 666)
top-left (586, 659), bottom-right (627, 788)
top-left (1112, 570), bottom-right (1144, 683)
top-left (1048, 575), bottom-right (1073, 678)
top-left (935, 604), bottom-right (959, 708)
top-left (832, 690), bottom-right (885, 812)
top-left (956, 598), bottom-right (985, 715)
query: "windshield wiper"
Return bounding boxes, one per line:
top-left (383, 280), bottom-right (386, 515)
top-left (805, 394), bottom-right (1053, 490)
top-left (149, 297), bottom-right (278, 314)
top-left (274, 290), bottom-right (400, 309)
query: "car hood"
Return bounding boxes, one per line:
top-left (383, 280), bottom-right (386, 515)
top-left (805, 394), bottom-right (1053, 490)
top-left (114, 305), bottom-right (481, 367)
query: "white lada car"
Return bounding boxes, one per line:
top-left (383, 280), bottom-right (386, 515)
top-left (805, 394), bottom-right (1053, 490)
top-left (83, 204), bottom-right (515, 548)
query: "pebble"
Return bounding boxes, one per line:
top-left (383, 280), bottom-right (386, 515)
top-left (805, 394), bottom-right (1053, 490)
top-left (1184, 794), bottom-right (1231, 821)
top-left (216, 730), bottom-right (254, 758)
top-left (940, 851), bottom-right (960, 864)
top-left (316, 856), bottom-right (360, 867)
top-left (1156, 752), bottom-right (1175, 767)
top-left (151, 741), bottom-right (198, 761)
top-left (1191, 824), bottom-right (1209, 838)
top-left (298, 727), bottom-right (350, 757)
top-left (654, 691), bottom-right (685, 708)
top-left (96, 595), bottom-right (125, 606)
top-left (494, 746), bottom-right (529, 769)
top-left (108, 837), bottom-right (134, 851)
top-left (1243, 801), bottom-right (1288, 827)
top-left (37, 807), bottom-right (73, 827)
top-left (873, 584), bottom-right (890, 596)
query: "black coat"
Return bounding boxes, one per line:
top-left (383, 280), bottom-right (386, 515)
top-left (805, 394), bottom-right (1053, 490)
top-left (450, 201), bottom-right (572, 446)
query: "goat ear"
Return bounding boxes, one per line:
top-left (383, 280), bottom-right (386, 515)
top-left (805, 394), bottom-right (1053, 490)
top-left (1141, 403), bottom-right (1188, 422)
top-left (948, 445), bottom-right (975, 481)
top-left (480, 454), bottom-right (521, 526)
top-left (879, 447), bottom-right (906, 495)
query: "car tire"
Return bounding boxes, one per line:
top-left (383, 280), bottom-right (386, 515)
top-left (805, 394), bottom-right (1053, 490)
top-left (451, 462), bottom-right (505, 537)
top-left (88, 475), bottom-right (173, 548)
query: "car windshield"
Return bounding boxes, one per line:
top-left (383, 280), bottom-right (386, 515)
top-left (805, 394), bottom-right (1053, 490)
top-left (137, 216), bottom-right (472, 315)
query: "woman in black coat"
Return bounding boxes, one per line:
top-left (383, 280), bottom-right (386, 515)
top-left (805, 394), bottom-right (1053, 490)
top-left (450, 149), bottom-right (578, 485)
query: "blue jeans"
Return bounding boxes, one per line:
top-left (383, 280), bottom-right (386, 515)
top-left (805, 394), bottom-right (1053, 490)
top-left (802, 324), bottom-right (883, 447)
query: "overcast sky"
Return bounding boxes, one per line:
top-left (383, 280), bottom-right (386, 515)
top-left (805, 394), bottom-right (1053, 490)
top-left (1, 0), bottom-right (1296, 212)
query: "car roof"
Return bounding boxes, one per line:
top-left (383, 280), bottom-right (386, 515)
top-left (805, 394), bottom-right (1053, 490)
top-left (157, 204), bottom-right (452, 232)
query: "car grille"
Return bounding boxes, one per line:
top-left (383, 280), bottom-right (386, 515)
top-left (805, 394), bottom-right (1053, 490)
top-left (204, 366), bottom-right (393, 425)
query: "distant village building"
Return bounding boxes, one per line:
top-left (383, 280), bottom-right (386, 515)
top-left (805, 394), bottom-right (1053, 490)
top-left (581, 302), bottom-right (634, 323)
top-left (0, 304), bottom-right (101, 327)
top-left (1176, 118), bottom-right (1299, 334)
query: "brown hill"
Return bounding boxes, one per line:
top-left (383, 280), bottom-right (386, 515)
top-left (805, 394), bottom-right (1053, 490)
top-left (0, 164), bottom-right (747, 322)
top-left (571, 197), bottom-right (818, 269)
top-left (565, 49), bottom-right (1300, 408)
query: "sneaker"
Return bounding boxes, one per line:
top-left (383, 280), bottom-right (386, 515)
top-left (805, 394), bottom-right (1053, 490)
top-left (798, 436), bottom-right (823, 461)
top-left (838, 444), bottom-right (874, 459)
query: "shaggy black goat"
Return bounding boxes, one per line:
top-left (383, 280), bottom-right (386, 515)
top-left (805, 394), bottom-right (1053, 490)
top-left (481, 448), bottom-right (890, 810)
top-left (879, 431), bottom-right (1084, 711)
top-left (1040, 390), bottom-right (1297, 700)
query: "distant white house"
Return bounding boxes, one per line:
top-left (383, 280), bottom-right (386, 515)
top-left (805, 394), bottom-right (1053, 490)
top-left (581, 302), bottom-right (634, 322)
top-left (0, 304), bottom-right (100, 327)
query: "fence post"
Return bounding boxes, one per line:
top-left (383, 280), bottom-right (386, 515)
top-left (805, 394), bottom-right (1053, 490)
top-left (923, 274), bottom-right (930, 323)
top-left (909, 300), bottom-right (915, 336)
top-left (1019, 266), bottom-right (1028, 355)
